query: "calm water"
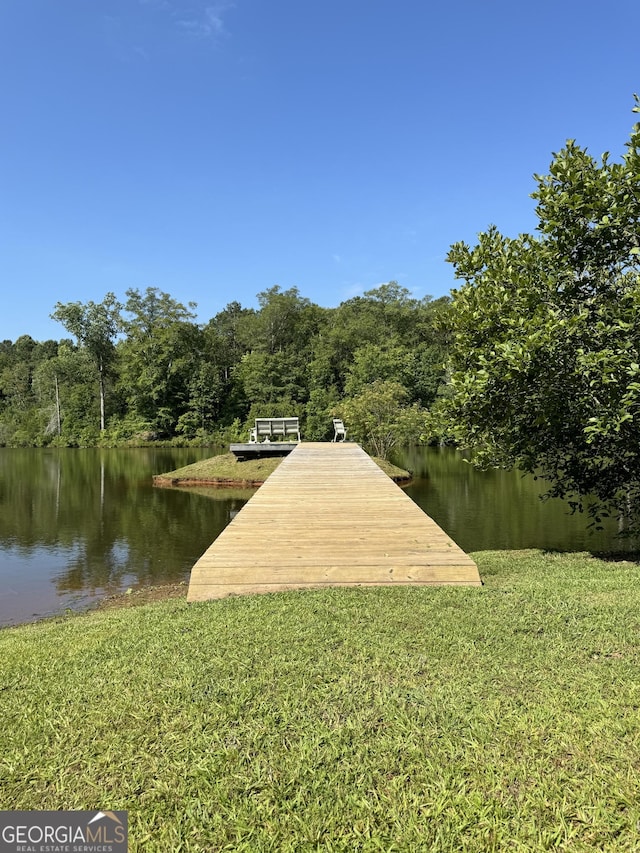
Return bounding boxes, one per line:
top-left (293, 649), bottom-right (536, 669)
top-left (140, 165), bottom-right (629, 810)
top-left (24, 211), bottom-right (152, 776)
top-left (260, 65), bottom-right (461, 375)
top-left (396, 446), bottom-right (636, 553)
top-left (0, 448), bottom-right (249, 626)
top-left (0, 446), bottom-right (633, 626)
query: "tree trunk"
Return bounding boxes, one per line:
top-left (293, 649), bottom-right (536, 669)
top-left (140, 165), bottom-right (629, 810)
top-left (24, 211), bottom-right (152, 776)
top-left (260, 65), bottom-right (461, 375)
top-left (99, 362), bottom-right (105, 432)
top-left (54, 374), bottom-right (61, 435)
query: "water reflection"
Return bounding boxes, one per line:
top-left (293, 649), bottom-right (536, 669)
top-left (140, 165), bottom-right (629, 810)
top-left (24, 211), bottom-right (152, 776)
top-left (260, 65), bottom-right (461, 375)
top-left (0, 446), bottom-right (635, 627)
top-left (0, 448), bottom-right (251, 625)
top-left (394, 446), bottom-right (637, 554)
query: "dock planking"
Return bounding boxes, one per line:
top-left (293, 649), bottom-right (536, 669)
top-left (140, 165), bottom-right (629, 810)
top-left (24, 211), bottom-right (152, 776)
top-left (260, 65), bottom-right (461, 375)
top-left (187, 442), bottom-right (481, 601)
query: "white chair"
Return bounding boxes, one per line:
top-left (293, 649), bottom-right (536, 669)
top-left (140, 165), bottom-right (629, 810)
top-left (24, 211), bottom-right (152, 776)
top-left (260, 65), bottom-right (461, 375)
top-left (332, 419), bottom-right (347, 442)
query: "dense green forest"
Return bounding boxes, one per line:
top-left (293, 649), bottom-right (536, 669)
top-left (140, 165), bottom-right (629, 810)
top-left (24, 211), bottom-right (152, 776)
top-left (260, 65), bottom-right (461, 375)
top-left (0, 282), bottom-right (450, 450)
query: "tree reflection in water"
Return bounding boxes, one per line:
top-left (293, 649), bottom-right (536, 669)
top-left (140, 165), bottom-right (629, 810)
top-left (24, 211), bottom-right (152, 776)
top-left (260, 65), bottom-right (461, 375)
top-left (0, 447), bottom-right (245, 624)
top-left (0, 446), bottom-right (636, 626)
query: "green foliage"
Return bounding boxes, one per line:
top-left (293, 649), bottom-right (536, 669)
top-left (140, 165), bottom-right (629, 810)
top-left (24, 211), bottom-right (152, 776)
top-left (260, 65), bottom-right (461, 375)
top-left (232, 287), bottom-right (325, 408)
top-left (304, 386), bottom-right (342, 440)
top-left (100, 413), bottom-right (157, 445)
top-left (2, 282), bottom-right (451, 447)
top-left (344, 341), bottom-right (413, 396)
top-left (51, 293), bottom-right (123, 432)
top-left (117, 288), bottom-right (200, 437)
top-left (337, 379), bottom-right (428, 459)
top-left (440, 102), bottom-right (640, 529)
top-left (175, 362), bottom-right (226, 438)
top-left (235, 349), bottom-right (309, 405)
top-left (254, 285), bottom-right (322, 354)
top-left (212, 417), bottom-right (246, 445)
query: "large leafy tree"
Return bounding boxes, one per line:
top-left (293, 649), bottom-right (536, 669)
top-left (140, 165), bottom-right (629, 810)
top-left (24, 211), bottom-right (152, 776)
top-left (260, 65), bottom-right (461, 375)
top-left (118, 287), bottom-right (199, 437)
top-left (308, 283), bottom-right (447, 398)
top-left (337, 380), bottom-right (427, 460)
top-left (439, 100), bottom-right (640, 528)
top-left (0, 337), bottom-right (68, 445)
top-left (306, 283), bottom-right (448, 439)
top-left (235, 286), bottom-right (326, 411)
top-left (200, 301), bottom-right (257, 425)
top-left (50, 294), bottom-right (123, 432)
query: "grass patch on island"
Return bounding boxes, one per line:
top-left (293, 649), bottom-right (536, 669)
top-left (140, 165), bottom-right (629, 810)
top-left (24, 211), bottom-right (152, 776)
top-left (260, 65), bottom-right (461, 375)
top-left (2, 550), bottom-right (639, 851)
top-left (155, 451), bottom-right (411, 485)
top-left (155, 452), bottom-right (283, 484)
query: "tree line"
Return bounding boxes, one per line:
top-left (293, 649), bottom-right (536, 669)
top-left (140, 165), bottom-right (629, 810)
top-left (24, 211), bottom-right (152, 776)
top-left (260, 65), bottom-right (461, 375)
top-left (3, 100), bottom-right (639, 530)
top-left (0, 282), bottom-right (450, 453)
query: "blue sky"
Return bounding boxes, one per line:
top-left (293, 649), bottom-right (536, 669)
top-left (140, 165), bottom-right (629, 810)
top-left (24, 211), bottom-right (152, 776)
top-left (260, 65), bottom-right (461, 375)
top-left (1, 0), bottom-right (638, 342)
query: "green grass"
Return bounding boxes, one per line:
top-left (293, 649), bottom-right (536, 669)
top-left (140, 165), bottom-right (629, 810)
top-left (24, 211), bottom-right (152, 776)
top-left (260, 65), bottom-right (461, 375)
top-left (155, 452), bottom-right (284, 483)
top-left (2, 551), bottom-right (640, 851)
top-left (156, 452), bottom-right (411, 484)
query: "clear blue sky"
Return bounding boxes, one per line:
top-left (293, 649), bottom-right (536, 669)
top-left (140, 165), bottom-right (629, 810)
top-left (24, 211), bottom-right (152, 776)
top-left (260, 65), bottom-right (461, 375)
top-left (1, 0), bottom-right (638, 342)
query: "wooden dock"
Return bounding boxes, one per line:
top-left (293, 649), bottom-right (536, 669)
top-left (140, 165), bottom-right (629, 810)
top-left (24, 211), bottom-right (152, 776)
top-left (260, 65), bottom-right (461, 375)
top-left (229, 442), bottom-right (296, 461)
top-left (187, 442), bottom-right (481, 601)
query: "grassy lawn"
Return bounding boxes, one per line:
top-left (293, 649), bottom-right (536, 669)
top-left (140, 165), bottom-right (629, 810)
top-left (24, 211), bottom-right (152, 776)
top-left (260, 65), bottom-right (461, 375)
top-left (154, 452), bottom-right (411, 485)
top-left (1, 551), bottom-right (639, 851)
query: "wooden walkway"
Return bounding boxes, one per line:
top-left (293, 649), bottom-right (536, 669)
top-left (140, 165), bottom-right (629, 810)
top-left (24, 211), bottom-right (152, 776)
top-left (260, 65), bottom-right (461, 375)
top-left (187, 443), bottom-right (481, 601)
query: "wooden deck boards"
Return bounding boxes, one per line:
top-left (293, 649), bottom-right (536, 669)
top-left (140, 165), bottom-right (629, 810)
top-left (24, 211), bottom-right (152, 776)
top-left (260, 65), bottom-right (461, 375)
top-left (187, 442), bottom-right (481, 601)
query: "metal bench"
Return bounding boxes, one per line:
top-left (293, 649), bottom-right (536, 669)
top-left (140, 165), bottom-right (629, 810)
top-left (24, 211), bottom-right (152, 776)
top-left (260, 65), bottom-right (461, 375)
top-left (332, 418), bottom-right (347, 442)
top-left (249, 417), bottom-right (301, 444)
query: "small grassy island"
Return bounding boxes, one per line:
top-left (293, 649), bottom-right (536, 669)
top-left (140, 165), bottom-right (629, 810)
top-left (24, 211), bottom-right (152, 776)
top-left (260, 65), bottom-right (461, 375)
top-left (153, 451), bottom-right (411, 488)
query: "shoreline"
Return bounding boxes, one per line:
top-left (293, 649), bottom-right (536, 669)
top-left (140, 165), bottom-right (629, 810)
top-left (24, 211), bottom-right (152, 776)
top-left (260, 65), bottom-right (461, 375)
top-left (95, 580), bottom-right (189, 612)
top-left (5, 548), bottom-right (639, 630)
top-left (153, 475), bottom-right (269, 487)
top-left (0, 582), bottom-right (191, 631)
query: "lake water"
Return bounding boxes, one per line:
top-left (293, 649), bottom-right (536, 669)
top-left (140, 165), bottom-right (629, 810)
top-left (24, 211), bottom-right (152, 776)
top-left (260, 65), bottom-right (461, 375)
top-left (0, 446), bottom-right (633, 626)
top-left (395, 446), bottom-right (633, 553)
top-left (0, 448), bottom-right (239, 626)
